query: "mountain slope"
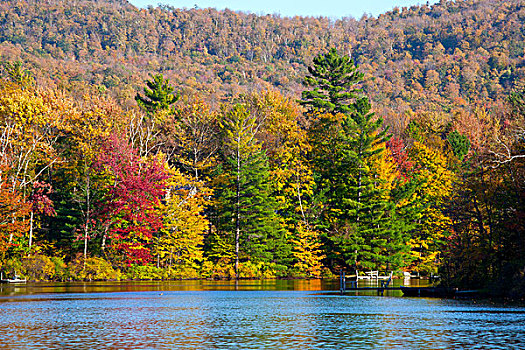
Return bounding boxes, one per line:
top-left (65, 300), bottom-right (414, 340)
top-left (0, 0), bottom-right (523, 114)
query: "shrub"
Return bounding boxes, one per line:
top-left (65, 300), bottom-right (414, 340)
top-left (51, 256), bottom-right (68, 281)
top-left (125, 265), bottom-right (164, 280)
top-left (21, 254), bottom-right (58, 281)
top-left (68, 257), bottom-right (122, 281)
top-left (0, 258), bottom-right (23, 279)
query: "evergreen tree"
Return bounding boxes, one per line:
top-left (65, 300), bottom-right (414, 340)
top-left (316, 100), bottom-right (396, 270)
top-left (300, 48), bottom-right (364, 115)
top-left (305, 49), bottom-right (415, 271)
top-left (2, 61), bottom-right (34, 88)
top-left (135, 74), bottom-right (179, 114)
top-left (447, 130), bottom-right (470, 161)
top-left (213, 104), bottom-right (288, 278)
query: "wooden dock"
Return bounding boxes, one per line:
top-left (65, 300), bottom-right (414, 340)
top-left (340, 284), bottom-right (455, 297)
top-left (338, 270), bottom-right (456, 297)
top-left (340, 270), bottom-right (395, 295)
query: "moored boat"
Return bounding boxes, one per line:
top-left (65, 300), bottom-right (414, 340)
top-left (0, 274), bottom-right (27, 283)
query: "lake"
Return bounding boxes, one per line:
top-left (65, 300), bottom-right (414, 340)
top-left (1, 279), bottom-right (524, 349)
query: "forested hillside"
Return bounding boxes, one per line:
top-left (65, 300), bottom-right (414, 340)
top-left (1, 0), bottom-right (524, 297)
top-left (1, 0), bottom-right (524, 113)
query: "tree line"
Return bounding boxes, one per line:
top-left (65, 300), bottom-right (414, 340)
top-left (1, 50), bottom-right (524, 298)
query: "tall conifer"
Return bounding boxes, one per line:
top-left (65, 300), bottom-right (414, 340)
top-left (213, 105), bottom-right (287, 278)
top-left (300, 48), bottom-right (364, 115)
top-left (304, 49), bottom-right (414, 271)
top-left (135, 74), bottom-right (179, 114)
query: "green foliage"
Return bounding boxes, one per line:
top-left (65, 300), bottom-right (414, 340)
top-left (202, 260), bottom-right (287, 279)
top-left (447, 130), bottom-right (470, 161)
top-left (509, 85), bottom-right (525, 117)
top-left (300, 48), bottom-right (364, 115)
top-left (135, 73), bottom-right (179, 114)
top-left (303, 49), bottom-right (414, 271)
top-left (126, 264), bottom-right (164, 280)
top-left (1, 61), bottom-right (34, 88)
top-left (213, 104), bottom-right (290, 276)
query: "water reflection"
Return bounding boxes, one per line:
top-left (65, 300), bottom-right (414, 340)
top-left (0, 278), bottom-right (338, 298)
top-left (0, 280), bottom-right (524, 349)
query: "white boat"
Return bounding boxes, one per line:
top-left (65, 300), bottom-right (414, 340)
top-left (0, 273), bottom-right (27, 283)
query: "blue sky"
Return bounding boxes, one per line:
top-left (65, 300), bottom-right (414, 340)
top-left (129, 0), bottom-right (439, 19)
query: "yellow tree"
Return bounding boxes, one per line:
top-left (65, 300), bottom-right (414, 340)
top-left (169, 94), bottom-right (219, 181)
top-left (289, 223), bottom-right (325, 277)
top-left (0, 81), bottom-right (61, 249)
top-left (408, 141), bottom-right (455, 274)
top-left (155, 168), bottom-right (210, 275)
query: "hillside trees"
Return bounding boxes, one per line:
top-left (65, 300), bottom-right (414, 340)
top-left (3, 0), bottom-right (525, 122)
top-left (442, 88), bottom-right (525, 294)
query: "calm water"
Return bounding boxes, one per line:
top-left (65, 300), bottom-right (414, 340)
top-left (0, 280), bottom-right (524, 349)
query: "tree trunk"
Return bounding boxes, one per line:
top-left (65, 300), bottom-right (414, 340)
top-left (235, 139), bottom-right (241, 280)
top-left (84, 223), bottom-right (88, 270)
top-left (8, 217), bottom-right (15, 244)
top-left (84, 171), bottom-right (91, 269)
top-left (357, 167), bottom-right (362, 224)
top-left (101, 226), bottom-right (107, 252)
top-left (28, 211), bottom-right (34, 249)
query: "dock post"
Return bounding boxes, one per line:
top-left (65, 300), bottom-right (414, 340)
top-left (339, 269), bottom-right (344, 294)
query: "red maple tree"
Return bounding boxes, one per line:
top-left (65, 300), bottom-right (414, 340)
top-left (95, 134), bottom-right (168, 265)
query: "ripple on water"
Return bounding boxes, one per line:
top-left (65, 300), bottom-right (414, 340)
top-left (0, 287), bottom-right (524, 349)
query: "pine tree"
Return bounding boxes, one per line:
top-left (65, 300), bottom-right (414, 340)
top-left (300, 48), bottom-right (364, 116)
top-left (318, 100), bottom-right (395, 270)
top-left (213, 104), bottom-right (287, 278)
top-left (2, 61), bottom-right (34, 88)
top-left (447, 130), bottom-right (470, 161)
top-left (135, 74), bottom-right (179, 114)
top-left (304, 49), bottom-right (414, 271)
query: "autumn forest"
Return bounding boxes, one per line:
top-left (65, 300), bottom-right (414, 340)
top-left (0, 0), bottom-right (524, 298)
